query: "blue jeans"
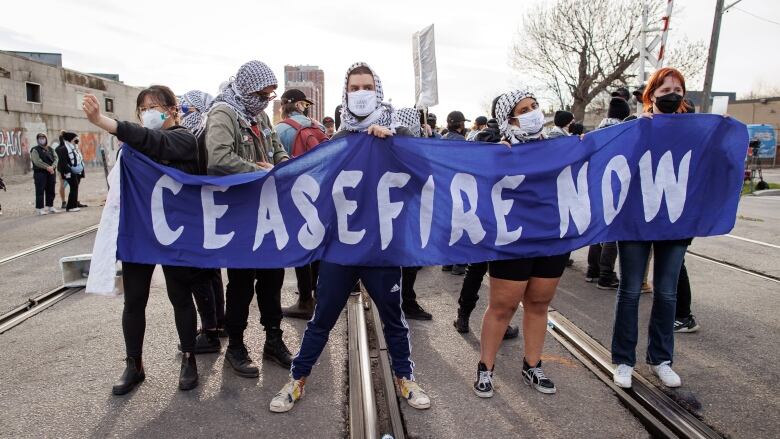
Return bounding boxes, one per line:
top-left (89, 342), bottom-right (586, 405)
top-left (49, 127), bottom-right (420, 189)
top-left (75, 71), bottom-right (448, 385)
top-left (290, 262), bottom-right (414, 380)
top-left (611, 241), bottom-right (688, 367)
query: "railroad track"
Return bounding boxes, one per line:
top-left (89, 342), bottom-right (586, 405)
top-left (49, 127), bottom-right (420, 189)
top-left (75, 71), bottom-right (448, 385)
top-left (0, 286), bottom-right (82, 334)
top-left (347, 291), bottom-right (405, 439)
top-left (0, 224), bottom-right (99, 267)
top-left (686, 250), bottom-right (780, 283)
top-left (546, 310), bottom-right (722, 439)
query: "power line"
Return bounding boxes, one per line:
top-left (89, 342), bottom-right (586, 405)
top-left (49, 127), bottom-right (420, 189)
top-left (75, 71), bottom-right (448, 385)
top-left (733, 7), bottom-right (780, 28)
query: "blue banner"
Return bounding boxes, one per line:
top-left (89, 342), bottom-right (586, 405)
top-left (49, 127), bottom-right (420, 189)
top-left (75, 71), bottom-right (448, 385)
top-left (117, 114), bottom-right (747, 268)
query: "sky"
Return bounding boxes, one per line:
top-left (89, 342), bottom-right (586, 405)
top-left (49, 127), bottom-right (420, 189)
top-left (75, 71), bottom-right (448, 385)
top-left (1, 0), bottom-right (778, 121)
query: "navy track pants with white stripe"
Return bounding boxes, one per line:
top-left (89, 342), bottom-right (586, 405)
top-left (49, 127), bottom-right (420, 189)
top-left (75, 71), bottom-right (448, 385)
top-left (290, 262), bottom-right (414, 380)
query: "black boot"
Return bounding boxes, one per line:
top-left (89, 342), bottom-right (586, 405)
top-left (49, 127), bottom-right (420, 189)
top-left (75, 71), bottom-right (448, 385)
top-left (178, 329), bottom-right (221, 354)
top-left (179, 353), bottom-right (198, 391)
top-left (263, 328), bottom-right (293, 368)
top-left (112, 357), bottom-right (145, 395)
top-left (402, 301), bottom-right (433, 320)
top-left (503, 325), bottom-right (520, 340)
top-left (282, 298), bottom-right (315, 320)
top-left (453, 310), bottom-right (470, 333)
top-left (225, 343), bottom-right (259, 378)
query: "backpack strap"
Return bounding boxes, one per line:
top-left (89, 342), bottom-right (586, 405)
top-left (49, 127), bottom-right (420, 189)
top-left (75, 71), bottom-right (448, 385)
top-left (282, 118), bottom-right (303, 131)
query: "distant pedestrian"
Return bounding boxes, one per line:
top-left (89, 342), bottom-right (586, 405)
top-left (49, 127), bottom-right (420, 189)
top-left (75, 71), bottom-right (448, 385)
top-left (55, 131), bottom-right (85, 212)
top-left (546, 110), bottom-right (574, 139)
top-left (30, 133), bottom-right (59, 215)
top-left (322, 116), bottom-right (336, 138)
top-left (0, 176), bottom-right (6, 215)
top-left (466, 116), bottom-right (488, 141)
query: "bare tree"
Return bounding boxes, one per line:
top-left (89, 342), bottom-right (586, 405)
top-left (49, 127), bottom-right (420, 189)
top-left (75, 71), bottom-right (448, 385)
top-left (511, 0), bottom-right (704, 120)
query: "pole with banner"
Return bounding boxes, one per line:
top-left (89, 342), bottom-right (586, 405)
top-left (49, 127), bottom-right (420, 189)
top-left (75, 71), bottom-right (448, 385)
top-left (413, 24), bottom-right (438, 136)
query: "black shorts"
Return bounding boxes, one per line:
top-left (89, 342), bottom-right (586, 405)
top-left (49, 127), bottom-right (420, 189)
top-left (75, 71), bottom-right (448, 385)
top-left (488, 253), bottom-right (571, 282)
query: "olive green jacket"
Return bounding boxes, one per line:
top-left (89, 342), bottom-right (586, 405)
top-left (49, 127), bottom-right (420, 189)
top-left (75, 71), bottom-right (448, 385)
top-left (205, 105), bottom-right (289, 176)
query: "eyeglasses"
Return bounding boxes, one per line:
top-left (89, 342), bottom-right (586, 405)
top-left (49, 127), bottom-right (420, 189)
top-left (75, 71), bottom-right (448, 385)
top-left (254, 91), bottom-right (277, 101)
top-left (138, 104), bottom-right (166, 113)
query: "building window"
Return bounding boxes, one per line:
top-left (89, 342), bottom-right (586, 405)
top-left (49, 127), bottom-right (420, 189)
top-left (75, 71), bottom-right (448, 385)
top-left (26, 82), bottom-right (41, 103)
top-left (105, 98), bottom-right (114, 113)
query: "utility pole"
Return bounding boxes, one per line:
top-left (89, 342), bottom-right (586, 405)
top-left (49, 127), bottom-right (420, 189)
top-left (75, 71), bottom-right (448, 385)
top-left (701, 0), bottom-right (742, 113)
top-left (700, 0), bottom-right (725, 113)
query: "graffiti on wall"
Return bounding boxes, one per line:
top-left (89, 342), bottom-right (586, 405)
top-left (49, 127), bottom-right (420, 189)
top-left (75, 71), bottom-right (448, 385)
top-left (0, 129), bottom-right (30, 176)
top-left (0, 130), bottom-right (25, 158)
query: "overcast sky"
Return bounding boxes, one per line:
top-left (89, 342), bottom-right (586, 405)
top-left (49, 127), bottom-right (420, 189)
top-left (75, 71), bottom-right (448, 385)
top-left (2, 0), bottom-right (777, 121)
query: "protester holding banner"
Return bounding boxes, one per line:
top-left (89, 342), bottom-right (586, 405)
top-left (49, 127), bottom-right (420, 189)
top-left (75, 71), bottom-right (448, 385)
top-left (393, 107), bottom-right (431, 320)
top-left (202, 60), bottom-right (293, 377)
top-left (611, 67), bottom-right (695, 390)
top-left (178, 90), bottom-right (214, 133)
top-left (82, 86), bottom-right (204, 394)
top-left (271, 62), bottom-right (430, 413)
top-left (475, 87), bottom-right (566, 398)
top-left (275, 88), bottom-right (328, 320)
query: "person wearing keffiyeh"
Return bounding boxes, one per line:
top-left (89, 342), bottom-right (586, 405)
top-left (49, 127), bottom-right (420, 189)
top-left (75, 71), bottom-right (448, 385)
top-left (203, 60), bottom-right (292, 379)
top-left (473, 87), bottom-right (568, 400)
top-left (178, 90), bottom-right (214, 133)
top-left (271, 63), bottom-right (431, 414)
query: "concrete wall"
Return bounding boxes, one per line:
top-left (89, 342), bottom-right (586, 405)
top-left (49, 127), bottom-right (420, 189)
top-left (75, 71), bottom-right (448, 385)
top-left (0, 51), bottom-right (142, 176)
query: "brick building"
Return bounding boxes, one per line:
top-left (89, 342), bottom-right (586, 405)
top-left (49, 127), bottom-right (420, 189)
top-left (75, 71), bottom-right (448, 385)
top-left (273, 65), bottom-right (325, 124)
top-left (0, 51), bottom-right (141, 176)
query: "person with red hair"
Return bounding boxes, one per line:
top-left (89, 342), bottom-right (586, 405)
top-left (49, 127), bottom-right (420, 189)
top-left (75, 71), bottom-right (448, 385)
top-left (611, 67), bottom-right (692, 390)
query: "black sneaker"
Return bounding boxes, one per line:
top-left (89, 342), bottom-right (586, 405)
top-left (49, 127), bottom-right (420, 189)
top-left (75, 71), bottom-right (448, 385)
top-left (473, 362), bottom-right (494, 398)
top-left (403, 302), bottom-right (433, 320)
top-left (441, 265), bottom-right (453, 272)
top-left (503, 325), bottom-right (519, 340)
top-left (451, 265), bottom-right (466, 275)
top-left (522, 358), bottom-right (556, 394)
top-left (674, 315), bottom-right (700, 333)
top-left (597, 277), bottom-right (620, 290)
top-left (77, 202), bottom-right (88, 208)
top-left (225, 344), bottom-right (259, 378)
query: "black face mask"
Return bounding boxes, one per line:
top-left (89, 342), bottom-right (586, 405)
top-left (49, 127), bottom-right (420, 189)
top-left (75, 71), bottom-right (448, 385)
top-left (654, 92), bottom-right (683, 114)
top-left (302, 107), bottom-right (310, 117)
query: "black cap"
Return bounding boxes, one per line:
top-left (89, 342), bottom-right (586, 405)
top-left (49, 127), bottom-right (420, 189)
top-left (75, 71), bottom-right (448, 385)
top-left (280, 89), bottom-right (313, 105)
top-left (447, 111), bottom-right (470, 123)
top-left (554, 110), bottom-right (574, 127)
top-left (608, 97), bottom-right (631, 120)
top-left (611, 87), bottom-right (631, 101)
top-left (475, 116), bottom-right (488, 125)
top-left (427, 113), bottom-right (437, 121)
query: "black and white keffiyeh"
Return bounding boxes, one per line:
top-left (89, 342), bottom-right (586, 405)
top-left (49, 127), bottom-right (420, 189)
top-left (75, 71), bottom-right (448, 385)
top-left (208, 60), bottom-right (277, 128)
top-left (179, 90), bottom-right (214, 132)
top-left (494, 88), bottom-right (539, 142)
top-left (394, 107), bottom-right (422, 137)
top-left (339, 62), bottom-right (398, 132)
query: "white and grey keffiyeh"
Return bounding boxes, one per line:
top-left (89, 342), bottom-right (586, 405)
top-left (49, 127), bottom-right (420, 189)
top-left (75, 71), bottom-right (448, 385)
top-left (179, 90), bottom-right (214, 132)
top-left (494, 88), bottom-right (540, 142)
top-left (394, 107), bottom-right (422, 137)
top-left (204, 60), bottom-right (277, 132)
top-left (339, 62), bottom-right (398, 132)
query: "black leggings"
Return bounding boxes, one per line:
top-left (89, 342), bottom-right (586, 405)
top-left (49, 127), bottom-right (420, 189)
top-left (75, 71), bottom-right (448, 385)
top-left (192, 269), bottom-right (225, 329)
top-left (65, 175), bottom-right (80, 210)
top-left (121, 262), bottom-right (198, 357)
top-left (457, 262), bottom-right (489, 315)
top-left (401, 266), bottom-right (421, 304)
top-left (676, 259), bottom-right (692, 319)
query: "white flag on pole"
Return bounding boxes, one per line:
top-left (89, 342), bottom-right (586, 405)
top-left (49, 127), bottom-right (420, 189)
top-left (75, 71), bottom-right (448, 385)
top-left (413, 24), bottom-right (439, 109)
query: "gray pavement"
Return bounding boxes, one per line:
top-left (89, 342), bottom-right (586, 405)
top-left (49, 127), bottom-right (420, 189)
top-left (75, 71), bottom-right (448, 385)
top-left (402, 268), bottom-right (649, 439)
top-left (0, 268), bottom-right (348, 438)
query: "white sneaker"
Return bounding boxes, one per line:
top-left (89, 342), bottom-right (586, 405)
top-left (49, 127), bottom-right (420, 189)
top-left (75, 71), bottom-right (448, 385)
top-left (397, 377), bottom-right (431, 409)
top-left (649, 361), bottom-right (681, 387)
top-left (269, 378), bottom-right (305, 413)
top-left (48, 206), bottom-right (60, 213)
top-left (613, 364), bottom-right (633, 388)
top-left (37, 208), bottom-right (49, 215)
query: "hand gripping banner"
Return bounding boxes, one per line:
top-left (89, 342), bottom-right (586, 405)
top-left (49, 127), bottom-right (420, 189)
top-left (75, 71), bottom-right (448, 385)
top-left (116, 115), bottom-right (747, 269)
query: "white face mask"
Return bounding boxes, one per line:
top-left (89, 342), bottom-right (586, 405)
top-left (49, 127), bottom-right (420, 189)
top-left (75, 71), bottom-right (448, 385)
top-left (347, 90), bottom-right (377, 117)
top-left (510, 107), bottom-right (545, 136)
top-left (142, 109), bottom-right (168, 130)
